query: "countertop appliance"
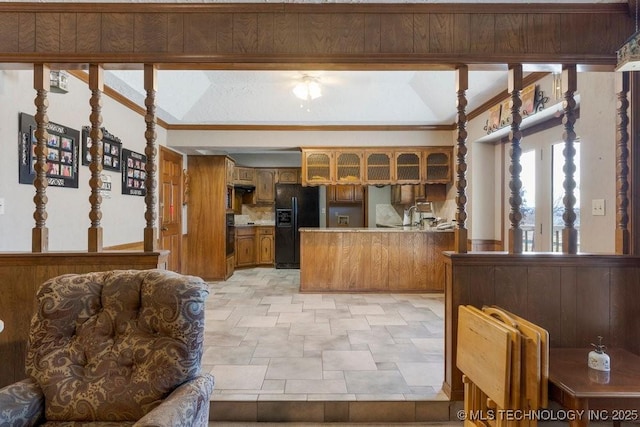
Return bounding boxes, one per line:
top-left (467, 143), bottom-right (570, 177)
top-left (275, 184), bottom-right (319, 269)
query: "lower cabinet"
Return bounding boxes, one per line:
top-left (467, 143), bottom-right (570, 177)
top-left (235, 226), bottom-right (274, 268)
top-left (226, 255), bottom-right (235, 279)
top-left (235, 227), bottom-right (256, 267)
top-left (256, 227), bottom-right (274, 265)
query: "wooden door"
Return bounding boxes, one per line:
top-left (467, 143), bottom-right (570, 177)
top-left (159, 146), bottom-right (183, 272)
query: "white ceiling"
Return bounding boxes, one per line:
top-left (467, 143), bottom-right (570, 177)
top-left (79, 0), bottom-right (623, 159)
top-left (105, 69), bottom-right (519, 126)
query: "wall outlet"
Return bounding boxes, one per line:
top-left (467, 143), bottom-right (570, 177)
top-left (0, 198), bottom-right (4, 215)
top-left (591, 199), bottom-right (605, 216)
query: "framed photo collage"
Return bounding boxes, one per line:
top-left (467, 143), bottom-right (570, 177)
top-left (18, 113), bottom-right (79, 188)
top-left (18, 113), bottom-right (146, 196)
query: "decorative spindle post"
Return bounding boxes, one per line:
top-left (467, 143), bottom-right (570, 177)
top-left (561, 65), bottom-right (578, 254)
top-left (88, 64), bottom-right (104, 252)
top-left (455, 65), bottom-right (469, 253)
top-left (144, 64), bottom-right (159, 251)
top-left (615, 72), bottom-right (630, 255)
top-left (507, 65), bottom-right (524, 254)
top-left (32, 64), bottom-right (50, 253)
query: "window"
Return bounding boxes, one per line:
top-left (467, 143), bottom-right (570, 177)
top-left (507, 139), bottom-right (580, 252)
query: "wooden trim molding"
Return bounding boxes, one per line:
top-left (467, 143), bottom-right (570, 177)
top-left (104, 241), bottom-right (145, 251)
top-left (166, 124), bottom-right (454, 131)
top-left (0, 4), bottom-right (631, 67)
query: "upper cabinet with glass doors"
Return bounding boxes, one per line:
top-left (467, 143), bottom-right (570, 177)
top-left (364, 150), bottom-right (393, 185)
top-left (335, 150), bottom-right (364, 185)
top-left (302, 149), bottom-right (334, 186)
top-left (423, 147), bottom-right (453, 183)
top-left (301, 147), bottom-right (452, 187)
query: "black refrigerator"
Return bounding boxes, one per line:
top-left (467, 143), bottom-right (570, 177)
top-left (275, 184), bottom-right (320, 269)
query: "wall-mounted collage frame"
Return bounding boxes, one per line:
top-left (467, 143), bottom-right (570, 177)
top-left (81, 126), bottom-right (122, 172)
top-left (121, 148), bottom-right (147, 196)
top-left (18, 112), bottom-right (80, 188)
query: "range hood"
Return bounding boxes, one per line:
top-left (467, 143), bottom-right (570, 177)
top-left (234, 184), bottom-right (255, 192)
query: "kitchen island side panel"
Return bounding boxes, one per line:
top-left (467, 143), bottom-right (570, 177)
top-left (300, 228), bottom-right (454, 292)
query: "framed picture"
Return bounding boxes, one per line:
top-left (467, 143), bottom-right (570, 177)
top-left (488, 104), bottom-right (501, 131)
top-left (18, 112), bottom-right (79, 188)
top-left (121, 148), bottom-right (147, 196)
top-left (499, 98), bottom-right (512, 128)
top-left (522, 84), bottom-right (536, 116)
top-left (81, 126), bottom-right (122, 172)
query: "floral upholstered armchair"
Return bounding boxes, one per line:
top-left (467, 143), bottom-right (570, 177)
top-left (0, 269), bottom-right (214, 427)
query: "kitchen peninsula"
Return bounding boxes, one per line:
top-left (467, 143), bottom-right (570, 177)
top-left (299, 227), bottom-right (454, 292)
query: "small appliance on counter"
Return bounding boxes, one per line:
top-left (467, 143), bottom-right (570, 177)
top-left (403, 201), bottom-right (436, 227)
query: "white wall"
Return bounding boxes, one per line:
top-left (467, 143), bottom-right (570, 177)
top-left (466, 72), bottom-right (617, 253)
top-left (0, 69), bottom-right (619, 253)
top-left (0, 70), bottom-right (168, 251)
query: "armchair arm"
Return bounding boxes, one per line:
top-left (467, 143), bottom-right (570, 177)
top-left (134, 373), bottom-right (215, 427)
top-left (0, 378), bottom-right (45, 427)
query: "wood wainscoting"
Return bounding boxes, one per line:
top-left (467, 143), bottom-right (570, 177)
top-left (443, 252), bottom-right (640, 401)
top-left (0, 251), bottom-right (168, 388)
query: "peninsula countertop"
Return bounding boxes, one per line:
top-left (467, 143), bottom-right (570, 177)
top-left (300, 226), bottom-right (455, 292)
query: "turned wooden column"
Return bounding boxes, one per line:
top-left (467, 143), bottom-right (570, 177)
top-left (88, 64), bottom-right (104, 252)
top-left (454, 65), bottom-right (469, 253)
top-left (32, 64), bottom-right (50, 253)
top-left (507, 64), bottom-right (524, 254)
top-left (615, 72), bottom-right (630, 255)
top-left (143, 64), bottom-right (159, 251)
top-left (561, 65), bottom-right (578, 254)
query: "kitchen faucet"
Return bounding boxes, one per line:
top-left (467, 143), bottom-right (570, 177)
top-left (403, 205), bottom-right (418, 226)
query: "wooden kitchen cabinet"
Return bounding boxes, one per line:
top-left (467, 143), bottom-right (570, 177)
top-left (302, 146), bottom-right (452, 187)
top-left (185, 155), bottom-right (235, 281)
top-left (335, 150), bottom-right (363, 184)
top-left (256, 227), bottom-right (274, 265)
top-left (235, 227), bottom-right (256, 267)
top-left (391, 184), bottom-right (416, 206)
top-left (277, 168), bottom-right (300, 184)
top-left (364, 150), bottom-right (393, 185)
top-left (328, 185), bottom-right (363, 203)
top-left (255, 169), bottom-right (276, 203)
top-left (226, 255), bottom-right (235, 279)
top-left (424, 147), bottom-right (453, 183)
top-left (225, 158), bottom-right (235, 186)
top-left (394, 150), bottom-right (422, 184)
top-left (302, 150), bottom-right (333, 186)
top-left (233, 166), bottom-right (255, 185)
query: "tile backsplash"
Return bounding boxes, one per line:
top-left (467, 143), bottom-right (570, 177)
top-left (375, 204), bottom-right (403, 226)
top-left (236, 205), bottom-right (275, 225)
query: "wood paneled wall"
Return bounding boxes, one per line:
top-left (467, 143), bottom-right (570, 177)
top-left (0, 251), bottom-right (168, 388)
top-left (0, 3), bottom-right (632, 66)
top-left (443, 252), bottom-right (640, 401)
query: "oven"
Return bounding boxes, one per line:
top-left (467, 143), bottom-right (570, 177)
top-left (226, 212), bottom-right (235, 256)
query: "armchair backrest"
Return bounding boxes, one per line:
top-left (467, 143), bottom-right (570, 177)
top-left (25, 269), bottom-right (209, 422)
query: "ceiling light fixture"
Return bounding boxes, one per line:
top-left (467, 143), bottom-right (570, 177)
top-left (293, 75), bottom-right (322, 101)
top-left (616, 0), bottom-right (640, 71)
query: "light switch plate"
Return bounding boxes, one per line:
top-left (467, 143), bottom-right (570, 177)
top-left (591, 199), bottom-right (605, 216)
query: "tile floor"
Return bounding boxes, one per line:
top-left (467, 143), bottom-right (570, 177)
top-left (202, 267), bottom-right (447, 405)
